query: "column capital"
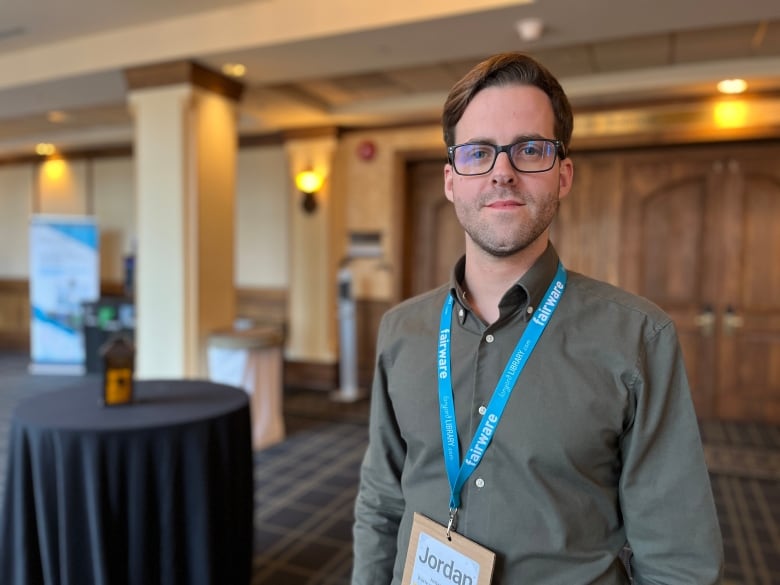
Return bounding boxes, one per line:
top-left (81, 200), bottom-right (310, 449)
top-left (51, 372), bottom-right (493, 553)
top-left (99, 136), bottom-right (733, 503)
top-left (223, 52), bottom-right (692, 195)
top-left (124, 60), bottom-right (244, 102)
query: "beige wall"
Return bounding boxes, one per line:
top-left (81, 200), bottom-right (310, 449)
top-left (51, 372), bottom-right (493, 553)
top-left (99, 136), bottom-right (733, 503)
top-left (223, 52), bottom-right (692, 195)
top-left (236, 145), bottom-right (289, 288)
top-left (0, 165), bottom-right (33, 278)
top-left (284, 135), bottom-right (339, 363)
top-left (36, 158), bottom-right (89, 215)
top-left (92, 157), bottom-right (136, 282)
top-left (336, 124), bottom-right (443, 303)
top-left (0, 146), bottom-right (290, 290)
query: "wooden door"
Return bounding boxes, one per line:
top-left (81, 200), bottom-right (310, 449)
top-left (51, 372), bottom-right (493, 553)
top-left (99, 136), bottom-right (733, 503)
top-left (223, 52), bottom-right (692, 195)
top-left (716, 153), bottom-right (780, 421)
top-left (622, 145), bottom-right (780, 422)
top-left (403, 160), bottom-right (463, 298)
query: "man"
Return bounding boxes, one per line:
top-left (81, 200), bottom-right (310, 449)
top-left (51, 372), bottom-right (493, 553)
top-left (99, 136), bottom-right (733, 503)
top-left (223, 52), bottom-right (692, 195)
top-left (352, 53), bottom-right (723, 584)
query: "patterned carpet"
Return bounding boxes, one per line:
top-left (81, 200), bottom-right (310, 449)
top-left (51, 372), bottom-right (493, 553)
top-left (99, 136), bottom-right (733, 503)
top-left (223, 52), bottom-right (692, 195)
top-left (701, 421), bottom-right (780, 481)
top-left (698, 420), bottom-right (780, 585)
top-left (1, 352), bottom-right (779, 584)
top-left (250, 417), bottom-right (365, 585)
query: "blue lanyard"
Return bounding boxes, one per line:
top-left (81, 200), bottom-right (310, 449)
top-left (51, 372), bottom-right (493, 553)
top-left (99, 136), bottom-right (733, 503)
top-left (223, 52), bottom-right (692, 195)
top-left (438, 263), bottom-right (567, 510)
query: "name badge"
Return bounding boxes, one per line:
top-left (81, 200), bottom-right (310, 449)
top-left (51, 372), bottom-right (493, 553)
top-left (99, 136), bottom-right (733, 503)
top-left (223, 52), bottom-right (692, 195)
top-left (402, 513), bottom-right (495, 585)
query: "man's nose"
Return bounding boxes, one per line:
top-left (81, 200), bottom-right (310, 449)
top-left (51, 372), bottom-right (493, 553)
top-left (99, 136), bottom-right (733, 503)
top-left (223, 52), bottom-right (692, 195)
top-left (491, 151), bottom-right (516, 182)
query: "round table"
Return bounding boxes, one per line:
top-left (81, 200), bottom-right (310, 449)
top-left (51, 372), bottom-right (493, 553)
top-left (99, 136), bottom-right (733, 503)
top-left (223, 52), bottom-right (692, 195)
top-left (0, 379), bottom-right (253, 585)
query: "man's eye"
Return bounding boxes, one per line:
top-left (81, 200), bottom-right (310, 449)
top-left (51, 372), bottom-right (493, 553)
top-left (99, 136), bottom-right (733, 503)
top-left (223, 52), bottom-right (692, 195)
top-left (518, 143), bottom-right (543, 157)
top-left (465, 146), bottom-right (493, 160)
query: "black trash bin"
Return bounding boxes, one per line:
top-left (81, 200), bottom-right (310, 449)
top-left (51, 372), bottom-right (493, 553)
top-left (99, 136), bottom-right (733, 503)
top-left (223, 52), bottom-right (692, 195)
top-left (82, 297), bottom-right (135, 373)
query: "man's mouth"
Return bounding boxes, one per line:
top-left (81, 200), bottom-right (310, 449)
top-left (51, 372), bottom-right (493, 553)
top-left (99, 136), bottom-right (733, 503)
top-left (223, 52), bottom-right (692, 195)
top-left (485, 199), bottom-right (525, 210)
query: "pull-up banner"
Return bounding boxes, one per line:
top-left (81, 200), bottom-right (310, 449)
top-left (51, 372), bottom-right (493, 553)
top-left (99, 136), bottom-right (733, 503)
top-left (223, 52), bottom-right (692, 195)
top-left (29, 215), bottom-right (99, 374)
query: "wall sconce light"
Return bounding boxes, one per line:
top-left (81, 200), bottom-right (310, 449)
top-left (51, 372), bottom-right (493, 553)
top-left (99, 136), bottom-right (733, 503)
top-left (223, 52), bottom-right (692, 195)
top-left (295, 169), bottom-right (324, 214)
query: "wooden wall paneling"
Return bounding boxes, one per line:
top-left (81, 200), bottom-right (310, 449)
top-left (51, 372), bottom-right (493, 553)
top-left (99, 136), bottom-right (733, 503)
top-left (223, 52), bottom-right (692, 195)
top-left (404, 160), bottom-right (462, 298)
top-left (356, 299), bottom-right (391, 390)
top-left (235, 287), bottom-right (288, 330)
top-left (283, 360), bottom-right (338, 391)
top-left (556, 154), bottom-right (623, 285)
top-left (0, 280), bottom-right (29, 350)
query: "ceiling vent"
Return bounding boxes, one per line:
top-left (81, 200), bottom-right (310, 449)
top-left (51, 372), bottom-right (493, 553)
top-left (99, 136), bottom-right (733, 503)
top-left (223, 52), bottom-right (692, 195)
top-left (0, 26), bottom-right (26, 42)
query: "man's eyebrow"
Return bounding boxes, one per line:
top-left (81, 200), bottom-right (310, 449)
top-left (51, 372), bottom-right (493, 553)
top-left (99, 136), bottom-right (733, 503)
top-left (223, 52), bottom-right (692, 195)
top-left (512, 133), bottom-right (547, 142)
top-left (458, 134), bottom-right (549, 145)
top-left (457, 137), bottom-right (495, 145)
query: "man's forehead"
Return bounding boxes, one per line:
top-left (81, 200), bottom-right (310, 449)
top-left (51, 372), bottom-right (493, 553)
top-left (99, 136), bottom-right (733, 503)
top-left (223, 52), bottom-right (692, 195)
top-left (455, 85), bottom-right (556, 140)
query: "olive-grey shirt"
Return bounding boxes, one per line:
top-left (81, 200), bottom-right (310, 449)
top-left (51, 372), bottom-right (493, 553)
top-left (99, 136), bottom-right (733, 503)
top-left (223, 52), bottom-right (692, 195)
top-left (352, 244), bottom-right (723, 584)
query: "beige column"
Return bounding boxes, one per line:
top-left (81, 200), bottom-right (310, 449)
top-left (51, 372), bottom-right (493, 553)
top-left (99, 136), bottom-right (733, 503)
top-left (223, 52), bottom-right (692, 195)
top-left (284, 130), bottom-right (341, 365)
top-left (126, 62), bottom-right (243, 378)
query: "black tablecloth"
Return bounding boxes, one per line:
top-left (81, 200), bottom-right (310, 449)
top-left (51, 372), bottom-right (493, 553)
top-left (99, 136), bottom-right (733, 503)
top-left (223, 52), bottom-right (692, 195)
top-left (0, 379), bottom-right (253, 585)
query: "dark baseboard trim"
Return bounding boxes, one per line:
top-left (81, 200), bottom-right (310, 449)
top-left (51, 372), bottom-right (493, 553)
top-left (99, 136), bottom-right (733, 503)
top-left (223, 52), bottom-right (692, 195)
top-left (283, 360), bottom-right (338, 392)
top-left (0, 332), bottom-right (29, 352)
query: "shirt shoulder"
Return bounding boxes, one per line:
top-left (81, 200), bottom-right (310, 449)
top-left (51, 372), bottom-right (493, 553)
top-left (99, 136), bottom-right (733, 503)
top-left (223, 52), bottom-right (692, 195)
top-left (564, 271), bottom-right (674, 338)
top-left (382, 283), bottom-right (448, 322)
top-left (375, 284), bottom-right (449, 350)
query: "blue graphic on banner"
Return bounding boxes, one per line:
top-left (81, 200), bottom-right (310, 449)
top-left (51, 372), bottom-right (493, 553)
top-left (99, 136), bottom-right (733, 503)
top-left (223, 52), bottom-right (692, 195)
top-left (29, 215), bottom-right (99, 369)
top-left (49, 223), bottom-right (99, 249)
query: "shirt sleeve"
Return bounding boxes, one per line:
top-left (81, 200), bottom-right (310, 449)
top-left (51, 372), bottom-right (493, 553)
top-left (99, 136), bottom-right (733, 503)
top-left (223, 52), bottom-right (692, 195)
top-left (351, 317), bottom-right (408, 585)
top-left (619, 319), bottom-right (724, 584)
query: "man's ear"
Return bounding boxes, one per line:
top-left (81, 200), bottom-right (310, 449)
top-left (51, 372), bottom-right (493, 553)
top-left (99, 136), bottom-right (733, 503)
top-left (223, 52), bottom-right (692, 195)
top-left (558, 157), bottom-right (574, 200)
top-left (444, 163), bottom-right (455, 203)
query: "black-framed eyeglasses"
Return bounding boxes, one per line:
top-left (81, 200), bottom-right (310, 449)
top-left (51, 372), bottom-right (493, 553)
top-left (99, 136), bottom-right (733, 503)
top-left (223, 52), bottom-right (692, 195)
top-left (447, 139), bottom-right (566, 176)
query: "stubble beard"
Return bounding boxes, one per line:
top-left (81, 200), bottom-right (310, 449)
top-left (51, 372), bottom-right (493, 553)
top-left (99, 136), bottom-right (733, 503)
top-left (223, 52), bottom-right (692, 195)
top-left (455, 190), bottom-right (560, 258)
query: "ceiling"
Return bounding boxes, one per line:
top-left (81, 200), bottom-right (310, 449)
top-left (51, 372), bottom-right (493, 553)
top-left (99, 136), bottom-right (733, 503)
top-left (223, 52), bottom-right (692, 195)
top-left (1, 0), bottom-right (779, 157)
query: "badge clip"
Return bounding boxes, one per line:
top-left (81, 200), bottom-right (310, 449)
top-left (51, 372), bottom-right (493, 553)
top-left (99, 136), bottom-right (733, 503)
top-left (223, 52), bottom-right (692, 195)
top-left (446, 507), bottom-right (458, 541)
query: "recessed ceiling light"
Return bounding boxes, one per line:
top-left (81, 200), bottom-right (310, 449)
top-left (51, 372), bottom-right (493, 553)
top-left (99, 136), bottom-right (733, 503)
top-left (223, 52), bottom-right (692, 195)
top-left (222, 63), bottom-right (246, 78)
top-left (717, 79), bottom-right (748, 95)
top-left (515, 17), bottom-right (544, 42)
top-left (47, 111), bottom-right (69, 124)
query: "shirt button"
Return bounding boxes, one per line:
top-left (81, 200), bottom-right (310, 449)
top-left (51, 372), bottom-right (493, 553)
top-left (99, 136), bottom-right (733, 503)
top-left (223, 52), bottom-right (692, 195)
top-left (485, 334), bottom-right (494, 343)
top-left (475, 478), bottom-right (485, 488)
top-left (478, 405), bottom-right (487, 415)
top-left (458, 308), bottom-right (465, 319)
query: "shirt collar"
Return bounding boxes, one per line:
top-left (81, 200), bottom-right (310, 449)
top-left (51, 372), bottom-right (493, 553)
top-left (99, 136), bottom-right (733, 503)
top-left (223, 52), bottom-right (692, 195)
top-left (518, 244), bottom-right (561, 320)
top-left (449, 244), bottom-right (561, 324)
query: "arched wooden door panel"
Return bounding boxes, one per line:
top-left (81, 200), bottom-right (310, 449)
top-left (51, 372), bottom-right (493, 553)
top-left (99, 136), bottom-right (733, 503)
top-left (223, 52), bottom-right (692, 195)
top-left (716, 163), bottom-right (780, 421)
top-left (622, 157), bottom-right (722, 418)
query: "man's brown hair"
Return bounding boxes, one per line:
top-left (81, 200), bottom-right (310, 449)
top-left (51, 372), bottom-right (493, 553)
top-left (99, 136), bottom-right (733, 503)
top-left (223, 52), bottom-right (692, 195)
top-left (442, 52), bottom-right (573, 153)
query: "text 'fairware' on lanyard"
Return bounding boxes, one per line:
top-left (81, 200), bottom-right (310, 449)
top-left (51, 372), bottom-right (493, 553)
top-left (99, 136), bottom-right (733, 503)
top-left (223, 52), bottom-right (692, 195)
top-left (437, 262), bottom-right (567, 516)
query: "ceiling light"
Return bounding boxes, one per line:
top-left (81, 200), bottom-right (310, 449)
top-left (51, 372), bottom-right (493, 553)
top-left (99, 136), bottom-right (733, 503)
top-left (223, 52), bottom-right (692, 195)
top-left (221, 63), bottom-right (246, 78)
top-left (47, 111), bottom-right (69, 124)
top-left (717, 79), bottom-right (748, 95)
top-left (515, 17), bottom-right (544, 42)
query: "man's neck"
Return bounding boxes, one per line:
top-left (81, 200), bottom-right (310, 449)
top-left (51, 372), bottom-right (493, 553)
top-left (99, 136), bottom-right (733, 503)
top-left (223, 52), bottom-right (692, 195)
top-left (463, 238), bottom-right (547, 324)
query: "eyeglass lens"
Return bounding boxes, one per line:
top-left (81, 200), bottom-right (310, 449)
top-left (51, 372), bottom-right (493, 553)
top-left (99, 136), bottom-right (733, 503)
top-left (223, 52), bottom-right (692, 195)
top-left (452, 140), bottom-right (558, 175)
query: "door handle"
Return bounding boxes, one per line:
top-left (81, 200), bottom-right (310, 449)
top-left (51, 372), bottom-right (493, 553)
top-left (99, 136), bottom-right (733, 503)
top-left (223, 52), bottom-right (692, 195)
top-left (695, 305), bottom-right (715, 337)
top-left (723, 305), bottom-right (744, 336)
